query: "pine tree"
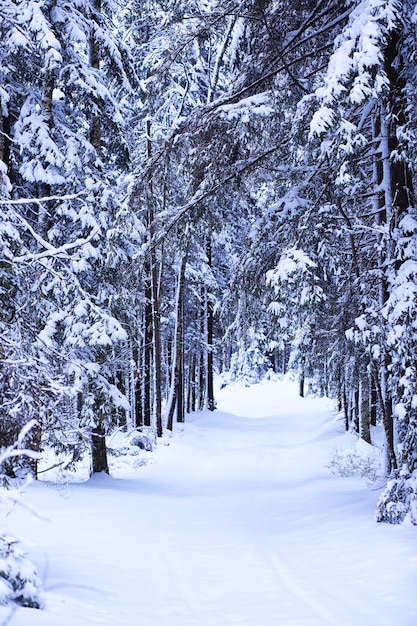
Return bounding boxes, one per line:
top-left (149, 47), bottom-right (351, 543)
top-left (0, 0), bottom-right (134, 475)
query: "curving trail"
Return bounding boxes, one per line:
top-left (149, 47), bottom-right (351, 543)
top-left (3, 379), bottom-right (417, 625)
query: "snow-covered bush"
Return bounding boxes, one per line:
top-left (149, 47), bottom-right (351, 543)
top-left (0, 535), bottom-right (43, 609)
top-left (0, 423), bottom-right (44, 610)
top-left (327, 446), bottom-right (382, 485)
top-left (105, 428), bottom-right (155, 474)
top-left (376, 473), bottom-right (417, 525)
top-left (228, 339), bottom-right (270, 385)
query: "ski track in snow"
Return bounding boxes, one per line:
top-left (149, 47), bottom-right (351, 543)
top-left (2, 378), bottom-right (417, 626)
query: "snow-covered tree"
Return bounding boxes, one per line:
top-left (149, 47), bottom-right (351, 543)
top-left (0, 0), bottom-right (135, 474)
top-left (302, 0), bottom-right (417, 523)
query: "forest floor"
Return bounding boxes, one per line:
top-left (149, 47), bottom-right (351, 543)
top-left (2, 376), bottom-right (417, 625)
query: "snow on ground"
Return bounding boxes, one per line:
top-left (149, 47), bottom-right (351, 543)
top-left (1, 377), bottom-right (417, 625)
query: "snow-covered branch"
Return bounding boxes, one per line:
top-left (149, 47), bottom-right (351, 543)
top-left (141, 140), bottom-right (290, 255)
top-left (13, 229), bottom-right (100, 264)
top-left (6, 204), bottom-right (99, 263)
top-left (0, 190), bottom-right (87, 205)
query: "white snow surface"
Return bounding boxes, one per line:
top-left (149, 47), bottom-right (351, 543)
top-left (2, 378), bottom-right (417, 625)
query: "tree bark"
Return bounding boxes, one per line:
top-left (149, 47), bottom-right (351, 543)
top-left (176, 254), bottom-right (187, 423)
top-left (143, 275), bottom-right (153, 427)
top-left (370, 376), bottom-right (377, 427)
top-left (151, 262), bottom-right (163, 436)
top-left (89, 0), bottom-right (101, 150)
top-left (206, 237), bottom-right (215, 411)
top-left (146, 119), bottom-right (163, 436)
top-left (343, 383), bottom-right (349, 432)
top-left (199, 285), bottom-right (206, 411)
top-left (187, 352), bottom-right (197, 413)
top-left (91, 425), bottom-right (109, 474)
top-left (0, 112), bottom-right (11, 186)
top-left (359, 377), bottom-right (371, 444)
top-left (299, 361), bottom-right (305, 398)
top-left (353, 388), bottom-right (359, 434)
top-left (166, 254), bottom-right (187, 428)
top-left (372, 366), bottom-right (397, 473)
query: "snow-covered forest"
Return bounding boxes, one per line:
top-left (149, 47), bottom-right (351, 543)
top-left (1, 0), bottom-right (417, 617)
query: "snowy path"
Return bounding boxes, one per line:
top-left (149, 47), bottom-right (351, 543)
top-left (2, 379), bottom-right (417, 625)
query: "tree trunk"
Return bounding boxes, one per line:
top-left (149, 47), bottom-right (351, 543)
top-left (199, 285), bottom-right (206, 411)
top-left (27, 423), bottom-right (42, 479)
top-left (343, 383), bottom-right (349, 432)
top-left (299, 369), bottom-right (305, 398)
top-left (89, 0), bottom-right (101, 150)
top-left (372, 365), bottom-right (397, 474)
top-left (176, 254), bottom-right (187, 423)
top-left (134, 343), bottom-right (143, 428)
top-left (347, 388), bottom-right (354, 430)
top-left (359, 376), bottom-right (371, 444)
top-left (146, 119), bottom-right (163, 436)
top-left (206, 237), bottom-right (215, 411)
top-left (353, 388), bottom-right (359, 434)
top-left (91, 425), bottom-right (109, 474)
top-left (151, 263), bottom-right (163, 436)
top-left (370, 376), bottom-right (377, 427)
top-left (187, 352), bottom-right (197, 413)
top-left (143, 275), bottom-right (152, 427)
top-left (0, 113), bottom-right (11, 187)
top-left (166, 254), bottom-right (187, 428)
top-left (135, 375), bottom-right (143, 428)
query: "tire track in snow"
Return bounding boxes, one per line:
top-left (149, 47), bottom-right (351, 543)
top-left (264, 549), bottom-right (392, 626)
top-left (146, 536), bottom-right (214, 624)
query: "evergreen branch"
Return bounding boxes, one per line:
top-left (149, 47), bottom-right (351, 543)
top-left (13, 229), bottom-right (100, 264)
top-left (137, 4), bottom-right (351, 185)
top-left (0, 190), bottom-right (87, 205)
top-left (204, 6), bottom-right (352, 112)
top-left (10, 207), bottom-right (99, 263)
top-left (144, 140), bottom-right (289, 255)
